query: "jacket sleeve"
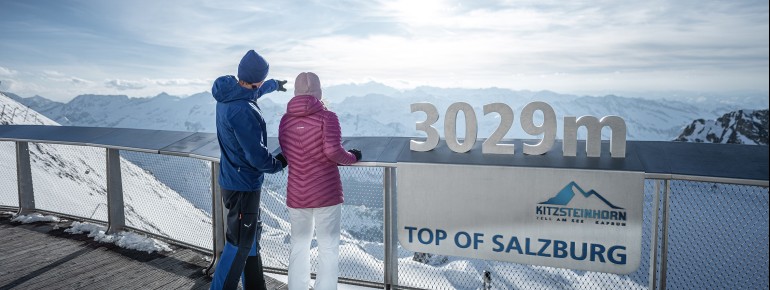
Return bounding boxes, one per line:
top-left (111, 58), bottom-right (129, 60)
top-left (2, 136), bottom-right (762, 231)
top-left (255, 79), bottom-right (278, 100)
top-left (232, 107), bottom-right (283, 173)
top-left (321, 111), bottom-right (358, 165)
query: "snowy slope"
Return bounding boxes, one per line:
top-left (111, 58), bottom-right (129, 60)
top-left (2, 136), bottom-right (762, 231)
top-left (0, 93), bottom-right (212, 248)
top-left (675, 109), bottom-right (769, 145)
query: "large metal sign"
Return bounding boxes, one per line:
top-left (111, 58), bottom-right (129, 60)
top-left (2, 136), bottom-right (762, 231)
top-left (397, 163), bottom-right (645, 274)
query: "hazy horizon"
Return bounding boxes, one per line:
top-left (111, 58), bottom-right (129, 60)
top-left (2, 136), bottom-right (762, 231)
top-left (1, 0), bottom-right (768, 102)
top-left (4, 81), bottom-right (769, 111)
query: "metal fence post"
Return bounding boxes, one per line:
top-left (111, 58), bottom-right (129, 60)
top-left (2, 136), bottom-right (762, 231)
top-left (206, 161), bottom-right (225, 276)
top-left (658, 180), bottom-right (671, 290)
top-left (648, 180), bottom-right (661, 290)
top-left (106, 148), bottom-right (125, 234)
top-left (16, 141), bottom-right (35, 215)
top-left (383, 167), bottom-right (398, 289)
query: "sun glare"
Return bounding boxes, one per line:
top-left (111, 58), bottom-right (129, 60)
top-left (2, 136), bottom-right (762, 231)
top-left (381, 0), bottom-right (456, 27)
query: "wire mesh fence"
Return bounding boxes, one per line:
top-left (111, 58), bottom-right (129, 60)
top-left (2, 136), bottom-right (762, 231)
top-left (7, 143), bottom-right (215, 250)
top-left (664, 181), bottom-right (769, 290)
top-left (29, 143), bottom-right (108, 221)
top-left (119, 150), bottom-right (213, 250)
top-left (0, 141), bottom-right (18, 208)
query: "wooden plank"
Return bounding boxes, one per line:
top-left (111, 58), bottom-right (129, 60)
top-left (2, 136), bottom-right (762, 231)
top-left (137, 249), bottom-right (203, 289)
top-left (0, 243), bottom-right (95, 288)
top-left (76, 249), bottom-right (177, 289)
top-left (0, 217), bottom-right (291, 289)
top-left (35, 247), bottom-right (129, 289)
top-left (0, 234), bottom-right (88, 282)
top-left (23, 246), bottom-right (107, 288)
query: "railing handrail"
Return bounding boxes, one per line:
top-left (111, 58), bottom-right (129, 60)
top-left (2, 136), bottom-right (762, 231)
top-left (1, 125), bottom-right (767, 186)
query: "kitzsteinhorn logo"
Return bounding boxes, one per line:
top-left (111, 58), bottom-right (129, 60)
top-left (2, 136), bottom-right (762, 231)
top-left (535, 181), bottom-right (627, 227)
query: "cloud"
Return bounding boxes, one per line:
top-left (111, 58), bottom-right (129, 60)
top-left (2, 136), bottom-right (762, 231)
top-left (70, 77), bottom-right (91, 85)
top-left (1, 0), bottom-right (767, 100)
top-left (104, 79), bottom-right (146, 90)
top-left (0, 66), bottom-right (17, 76)
top-left (41, 70), bottom-right (93, 85)
top-left (153, 78), bottom-right (210, 87)
top-left (107, 77), bottom-right (212, 90)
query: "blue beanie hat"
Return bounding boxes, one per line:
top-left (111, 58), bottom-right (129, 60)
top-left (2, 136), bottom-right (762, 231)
top-left (238, 50), bottom-right (269, 84)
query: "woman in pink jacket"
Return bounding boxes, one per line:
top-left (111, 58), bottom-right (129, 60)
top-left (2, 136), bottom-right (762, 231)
top-left (278, 72), bottom-right (361, 290)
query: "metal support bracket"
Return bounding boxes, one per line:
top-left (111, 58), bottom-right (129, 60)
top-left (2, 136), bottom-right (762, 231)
top-left (383, 167), bottom-right (398, 289)
top-left (16, 141), bottom-right (35, 215)
top-left (658, 180), bottom-right (672, 290)
top-left (106, 148), bottom-right (125, 234)
top-left (206, 162), bottom-right (225, 276)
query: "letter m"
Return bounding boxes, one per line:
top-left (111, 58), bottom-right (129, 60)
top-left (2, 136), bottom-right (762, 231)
top-left (563, 116), bottom-right (626, 158)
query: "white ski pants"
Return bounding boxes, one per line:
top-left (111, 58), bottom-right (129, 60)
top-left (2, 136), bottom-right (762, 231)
top-left (288, 204), bottom-right (341, 290)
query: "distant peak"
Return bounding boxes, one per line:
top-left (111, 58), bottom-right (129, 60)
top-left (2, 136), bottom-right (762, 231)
top-left (675, 108), bottom-right (768, 145)
top-left (73, 94), bottom-right (129, 100)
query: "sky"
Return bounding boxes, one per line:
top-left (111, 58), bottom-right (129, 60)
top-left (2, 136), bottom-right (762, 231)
top-left (0, 0), bottom-right (768, 102)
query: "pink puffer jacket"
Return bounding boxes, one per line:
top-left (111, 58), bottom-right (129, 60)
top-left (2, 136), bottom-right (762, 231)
top-left (278, 95), bottom-right (358, 208)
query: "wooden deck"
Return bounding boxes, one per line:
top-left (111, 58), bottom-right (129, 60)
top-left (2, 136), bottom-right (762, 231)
top-left (0, 213), bottom-right (287, 290)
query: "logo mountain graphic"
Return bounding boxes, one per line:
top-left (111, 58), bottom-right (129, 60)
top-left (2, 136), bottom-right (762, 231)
top-left (540, 181), bottom-right (623, 209)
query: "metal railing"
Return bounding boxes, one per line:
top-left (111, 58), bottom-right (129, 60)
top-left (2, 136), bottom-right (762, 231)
top-left (0, 132), bottom-right (767, 289)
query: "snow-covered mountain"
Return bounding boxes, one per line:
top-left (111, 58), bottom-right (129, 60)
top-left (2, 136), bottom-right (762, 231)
top-left (675, 109), bottom-right (769, 145)
top-left (5, 92), bottom-right (223, 132)
top-left (6, 84), bottom-right (763, 141)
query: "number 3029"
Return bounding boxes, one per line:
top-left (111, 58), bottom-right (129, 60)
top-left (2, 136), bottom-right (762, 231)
top-left (410, 102), bottom-right (627, 158)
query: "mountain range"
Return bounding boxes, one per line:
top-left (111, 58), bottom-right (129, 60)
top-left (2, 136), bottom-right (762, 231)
top-left (4, 83), bottom-right (767, 141)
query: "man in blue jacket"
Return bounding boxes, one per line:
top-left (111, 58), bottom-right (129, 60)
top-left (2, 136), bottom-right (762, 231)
top-left (210, 50), bottom-right (289, 290)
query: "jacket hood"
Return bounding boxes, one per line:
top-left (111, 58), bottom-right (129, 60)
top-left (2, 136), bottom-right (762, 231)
top-left (286, 95), bottom-right (324, 117)
top-left (294, 72), bottom-right (322, 100)
top-left (212, 75), bottom-right (255, 103)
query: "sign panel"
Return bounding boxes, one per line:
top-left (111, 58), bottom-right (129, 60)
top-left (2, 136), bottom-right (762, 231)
top-left (397, 163), bottom-right (645, 274)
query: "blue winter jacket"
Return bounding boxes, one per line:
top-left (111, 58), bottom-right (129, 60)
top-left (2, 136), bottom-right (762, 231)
top-left (213, 75), bottom-right (283, 191)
